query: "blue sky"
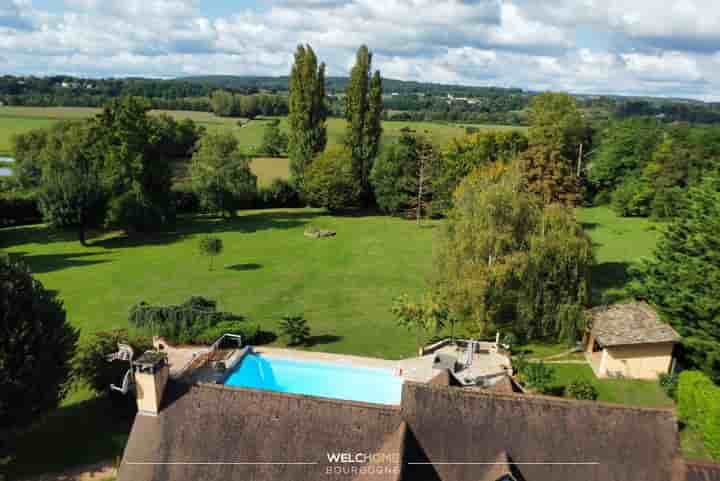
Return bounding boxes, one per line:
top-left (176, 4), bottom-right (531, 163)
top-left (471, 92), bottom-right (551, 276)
top-left (1, 0), bottom-right (719, 100)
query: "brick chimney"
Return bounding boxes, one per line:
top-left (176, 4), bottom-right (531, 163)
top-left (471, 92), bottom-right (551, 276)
top-left (133, 351), bottom-right (169, 416)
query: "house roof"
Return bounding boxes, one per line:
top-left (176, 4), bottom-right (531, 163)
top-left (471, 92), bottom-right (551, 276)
top-left (400, 382), bottom-right (681, 481)
top-left (588, 301), bottom-right (681, 347)
top-left (684, 460), bottom-right (720, 481)
top-left (117, 379), bottom-right (700, 481)
top-left (118, 381), bottom-right (404, 481)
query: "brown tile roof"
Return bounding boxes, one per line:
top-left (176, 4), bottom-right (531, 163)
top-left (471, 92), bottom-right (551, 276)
top-left (400, 382), bottom-right (681, 481)
top-left (118, 381), bottom-right (404, 481)
top-left (588, 301), bottom-right (681, 347)
top-left (685, 460), bottom-right (720, 481)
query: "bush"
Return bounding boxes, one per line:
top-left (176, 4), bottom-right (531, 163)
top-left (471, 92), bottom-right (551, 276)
top-left (566, 380), bottom-right (598, 400)
top-left (193, 321), bottom-right (261, 345)
top-left (256, 179), bottom-right (301, 208)
top-left (677, 371), bottom-right (720, 460)
top-left (280, 315), bottom-right (311, 346)
top-left (519, 362), bottom-right (555, 394)
top-left (303, 146), bottom-right (359, 211)
top-left (658, 372), bottom-right (679, 400)
top-left (611, 177), bottom-right (653, 217)
top-left (129, 296), bottom-right (239, 345)
top-left (73, 330), bottom-right (153, 395)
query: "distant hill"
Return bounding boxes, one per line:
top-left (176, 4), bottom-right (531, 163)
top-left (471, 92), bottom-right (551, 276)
top-left (175, 75), bottom-right (526, 97)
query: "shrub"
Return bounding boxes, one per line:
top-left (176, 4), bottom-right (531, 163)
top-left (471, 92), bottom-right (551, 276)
top-left (566, 380), bottom-right (598, 401)
top-left (519, 362), bottom-right (556, 394)
top-left (658, 372), bottom-right (679, 400)
top-left (256, 179), bottom-right (301, 208)
top-left (280, 315), bottom-right (311, 346)
top-left (611, 177), bottom-right (653, 217)
top-left (193, 321), bottom-right (260, 345)
top-left (129, 296), bottom-right (239, 345)
top-left (677, 371), bottom-right (720, 460)
top-left (73, 330), bottom-right (153, 395)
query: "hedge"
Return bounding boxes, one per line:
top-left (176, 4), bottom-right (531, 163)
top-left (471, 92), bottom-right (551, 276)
top-left (677, 370), bottom-right (720, 460)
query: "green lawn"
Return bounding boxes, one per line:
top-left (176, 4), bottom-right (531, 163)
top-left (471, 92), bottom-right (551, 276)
top-left (548, 363), bottom-right (673, 408)
top-left (1, 209), bottom-right (438, 359)
top-left (577, 206), bottom-right (663, 304)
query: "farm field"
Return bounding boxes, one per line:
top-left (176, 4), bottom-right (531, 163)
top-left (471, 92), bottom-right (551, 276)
top-left (0, 106), bottom-right (526, 158)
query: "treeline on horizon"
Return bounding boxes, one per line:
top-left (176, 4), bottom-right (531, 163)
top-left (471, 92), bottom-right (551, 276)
top-left (3, 74), bottom-right (720, 125)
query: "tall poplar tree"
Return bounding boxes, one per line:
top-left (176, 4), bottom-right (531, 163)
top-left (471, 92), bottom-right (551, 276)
top-left (345, 46), bottom-right (383, 205)
top-left (288, 45), bottom-right (327, 186)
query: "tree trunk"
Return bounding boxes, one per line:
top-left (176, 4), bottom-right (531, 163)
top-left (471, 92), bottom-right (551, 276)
top-left (417, 153), bottom-right (425, 226)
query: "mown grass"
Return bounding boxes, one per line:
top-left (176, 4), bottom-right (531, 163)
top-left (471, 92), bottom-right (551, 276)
top-left (547, 363), bottom-right (673, 408)
top-left (576, 206), bottom-right (663, 304)
top-left (0, 209), bottom-right (438, 359)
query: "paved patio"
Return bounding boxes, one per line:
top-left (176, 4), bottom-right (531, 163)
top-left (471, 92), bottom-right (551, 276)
top-left (170, 342), bottom-right (511, 387)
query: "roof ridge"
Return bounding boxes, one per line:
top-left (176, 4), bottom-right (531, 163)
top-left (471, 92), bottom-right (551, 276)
top-left (195, 381), bottom-right (402, 412)
top-left (404, 381), bottom-right (677, 416)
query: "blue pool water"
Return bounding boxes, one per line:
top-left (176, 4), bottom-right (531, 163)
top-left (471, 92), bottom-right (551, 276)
top-left (223, 354), bottom-right (403, 405)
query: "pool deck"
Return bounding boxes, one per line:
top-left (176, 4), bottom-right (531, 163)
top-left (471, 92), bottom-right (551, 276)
top-left (170, 343), bottom-right (511, 387)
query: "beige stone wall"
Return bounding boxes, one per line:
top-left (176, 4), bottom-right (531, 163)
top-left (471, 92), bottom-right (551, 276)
top-left (600, 342), bottom-right (675, 379)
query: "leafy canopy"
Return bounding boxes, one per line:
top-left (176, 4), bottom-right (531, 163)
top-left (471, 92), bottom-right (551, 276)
top-left (0, 260), bottom-right (79, 437)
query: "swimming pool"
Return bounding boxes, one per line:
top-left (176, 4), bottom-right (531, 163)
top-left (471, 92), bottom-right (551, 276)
top-left (223, 354), bottom-right (403, 405)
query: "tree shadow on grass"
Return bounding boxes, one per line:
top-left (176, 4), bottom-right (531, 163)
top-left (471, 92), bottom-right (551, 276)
top-left (92, 210), bottom-right (324, 250)
top-left (7, 396), bottom-right (133, 479)
top-left (0, 225), bottom-right (80, 250)
top-left (226, 263), bottom-right (262, 271)
top-left (580, 222), bottom-right (600, 231)
top-left (591, 262), bottom-right (633, 305)
top-left (303, 334), bottom-right (343, 348)
top-left (9, 251), bottom-right (111, 275)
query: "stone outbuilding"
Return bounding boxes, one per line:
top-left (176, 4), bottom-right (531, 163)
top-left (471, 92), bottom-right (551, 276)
top-left (584, 302), bottom-right (681, 379)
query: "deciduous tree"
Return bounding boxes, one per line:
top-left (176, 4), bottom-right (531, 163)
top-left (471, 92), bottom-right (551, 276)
top-left (303, 146), bottom-right (359, 211)
top-left (0, 260), bottom-right (79, 444)
top-left (191, 131), bottom-right (257, 217)
top-left (345, 46), bottom-right (383, 204)
top-left (288, 45), bottom-right (327, 186)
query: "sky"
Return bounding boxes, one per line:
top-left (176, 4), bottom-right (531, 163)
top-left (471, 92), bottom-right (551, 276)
top-left (1, 0), bottom-right (719, 100)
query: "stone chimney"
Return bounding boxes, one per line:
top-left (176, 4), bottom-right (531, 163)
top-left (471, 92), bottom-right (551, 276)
top-left (133, 351), bottom-right (169, 416)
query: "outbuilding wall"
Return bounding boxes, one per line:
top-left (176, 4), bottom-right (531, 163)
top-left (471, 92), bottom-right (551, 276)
top-left (601, 342), bottom-right (675, 379)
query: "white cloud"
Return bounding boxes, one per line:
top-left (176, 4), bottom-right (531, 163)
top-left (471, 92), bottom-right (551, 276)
top-left (0, 0), bottom-right (718, 99)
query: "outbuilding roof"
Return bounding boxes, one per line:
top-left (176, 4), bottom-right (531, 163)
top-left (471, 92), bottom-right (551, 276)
top-left (588, 301), bottom-right (681, 347)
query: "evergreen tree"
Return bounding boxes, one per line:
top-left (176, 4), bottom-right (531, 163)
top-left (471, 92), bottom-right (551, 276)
top-left (288, 45), bottom-right (327, 187)
top-left (632, 176), bottom-right (720, 382)
top-left (345, 46), bottom-right (383, 205)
